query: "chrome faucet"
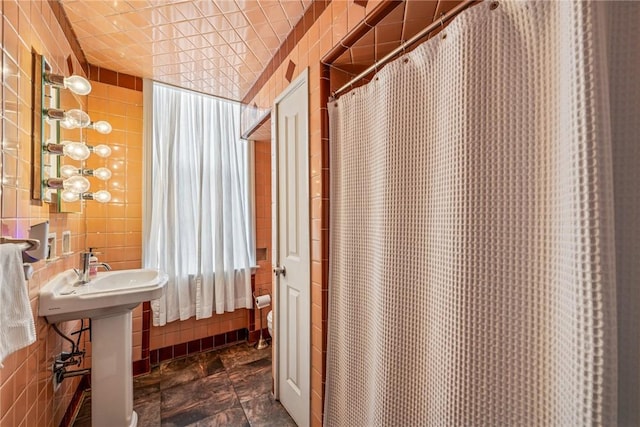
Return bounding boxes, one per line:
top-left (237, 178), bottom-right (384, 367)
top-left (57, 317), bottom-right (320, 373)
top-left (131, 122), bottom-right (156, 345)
top-left (74, 252), bottom-right (92, 284)
top-left (74, 252), bottom-right (112, 285)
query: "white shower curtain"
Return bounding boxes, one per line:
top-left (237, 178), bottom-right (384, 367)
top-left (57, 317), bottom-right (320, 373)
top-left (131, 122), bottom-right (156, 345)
top-left (327, 1), bottom-right (639, 425)
top-left (143, 81), bottom-right (255, 326)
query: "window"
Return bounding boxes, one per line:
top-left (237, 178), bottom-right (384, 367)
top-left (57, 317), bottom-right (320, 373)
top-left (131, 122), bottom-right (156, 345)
top-left (142, 81), bottom-right (255, 325)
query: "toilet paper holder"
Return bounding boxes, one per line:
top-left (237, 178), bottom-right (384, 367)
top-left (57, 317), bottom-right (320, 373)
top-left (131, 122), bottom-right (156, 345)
top-left (253, 289), bottom-right (271, 350)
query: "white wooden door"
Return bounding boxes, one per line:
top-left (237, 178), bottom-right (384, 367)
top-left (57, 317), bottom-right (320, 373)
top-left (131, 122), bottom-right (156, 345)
top-left (273, 69), bottom-right (310, 427)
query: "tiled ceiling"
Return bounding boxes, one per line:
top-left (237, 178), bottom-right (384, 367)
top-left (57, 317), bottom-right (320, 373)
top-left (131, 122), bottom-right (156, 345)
top-left (59, 0), bottom-right (312, 100)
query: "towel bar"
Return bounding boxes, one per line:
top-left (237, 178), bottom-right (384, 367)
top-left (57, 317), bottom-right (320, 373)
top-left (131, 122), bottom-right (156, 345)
top-left (0, 236), bottom-right (41, 252)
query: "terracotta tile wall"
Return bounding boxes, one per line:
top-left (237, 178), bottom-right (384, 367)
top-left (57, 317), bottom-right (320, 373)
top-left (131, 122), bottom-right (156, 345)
top-left (0, 1), bottom-right (90, 426)
top-left (85, 81), bottom-right (144, 360)
top-left (46, 0), bottom-right (87, 74)
top-left (85, 81), bottom-right (143, 271)
top-left (149, 310), bottom-right (248, 351)
top-left (149, 328), bottom-right (248, 365)
top-left (253, 139), bottom-right (273, 328)
top-left (87, 65), bottom-right (143, 92)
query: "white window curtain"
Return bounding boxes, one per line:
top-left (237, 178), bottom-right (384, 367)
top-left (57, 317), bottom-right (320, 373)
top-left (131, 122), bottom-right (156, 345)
top-left (142, 80), bottom-right (255, 326)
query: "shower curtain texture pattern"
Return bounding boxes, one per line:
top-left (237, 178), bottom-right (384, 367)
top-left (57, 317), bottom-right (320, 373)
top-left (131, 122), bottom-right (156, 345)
top-left (326, 1), bottom-right (639, 425)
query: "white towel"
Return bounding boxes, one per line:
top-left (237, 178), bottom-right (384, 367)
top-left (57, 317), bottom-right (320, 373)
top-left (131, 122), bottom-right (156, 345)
top-left (0, 244), bottom-right (36, 367)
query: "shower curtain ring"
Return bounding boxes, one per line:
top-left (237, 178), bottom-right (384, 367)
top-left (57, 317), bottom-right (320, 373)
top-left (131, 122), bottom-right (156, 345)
top-left (439, 13), bottom-right (447, 39)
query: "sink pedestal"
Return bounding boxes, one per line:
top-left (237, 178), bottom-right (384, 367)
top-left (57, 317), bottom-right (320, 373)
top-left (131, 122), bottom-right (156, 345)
top-left (91, 311), bottom-right (138, 427)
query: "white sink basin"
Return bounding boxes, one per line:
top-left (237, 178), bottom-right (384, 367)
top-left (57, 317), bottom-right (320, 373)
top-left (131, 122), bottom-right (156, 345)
top-left (39, 268), bottom-right (168, 323)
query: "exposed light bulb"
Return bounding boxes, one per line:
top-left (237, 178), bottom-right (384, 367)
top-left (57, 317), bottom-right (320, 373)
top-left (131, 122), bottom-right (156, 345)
top-left (44, 73), bottom-right (91, 95)
top-left (61, 190), bottom-right (80, 202)
top-left (47, 108), bottom-right (91, 129)
top-left (60, 165), bottom-right (80, 178)
top-left (91, 121), bottom-right (112, 134)
top-left (66, 109), bottom-right (91, 128)
top-left (93, 144), bottom-right (112, 158)
top-left (63, 75), bottom-right (92, 95)
top-left (62, 189), bottom-right (112, 203)
top-left (59, 115), bottom-right (78, 129)
top-left (93, 190), bottom-right (112, 203)
top-left (93, 167), bottom-right (112, 181)
top-left (63, 176), bottom-right (91, 194)
top-left (62, 142), bottom-right (91, 161)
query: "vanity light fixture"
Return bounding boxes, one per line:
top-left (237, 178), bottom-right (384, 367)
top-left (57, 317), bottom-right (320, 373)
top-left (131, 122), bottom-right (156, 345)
top-left (60, 165), bottom-right (112, 181)
top-left (60, 190), bottom-right (111, 203)
top-left (34, 54), bottom-right (113, 206)
top-left (44, 73), bottom-right (92, 96)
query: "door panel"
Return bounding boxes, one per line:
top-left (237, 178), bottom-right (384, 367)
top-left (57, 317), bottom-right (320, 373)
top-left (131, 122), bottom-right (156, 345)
top-left (275, 69), bottom-right (310, 427)
top-left (286, 114), bottom-right (300, 258)
top-left (286, 286), bottom-right (300, 392)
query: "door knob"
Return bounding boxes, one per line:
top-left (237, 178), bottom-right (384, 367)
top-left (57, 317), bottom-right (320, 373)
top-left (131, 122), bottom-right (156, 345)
top-left (274, 265), bottom-right (286, 277)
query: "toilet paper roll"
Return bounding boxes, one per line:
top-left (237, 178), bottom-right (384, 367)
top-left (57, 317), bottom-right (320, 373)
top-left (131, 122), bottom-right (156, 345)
top-left (255, 294), bottom-right (271, 309)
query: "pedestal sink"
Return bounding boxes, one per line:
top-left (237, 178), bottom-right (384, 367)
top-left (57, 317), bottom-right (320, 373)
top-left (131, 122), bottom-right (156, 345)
top-left (39, 269), bottom-right (168, 427)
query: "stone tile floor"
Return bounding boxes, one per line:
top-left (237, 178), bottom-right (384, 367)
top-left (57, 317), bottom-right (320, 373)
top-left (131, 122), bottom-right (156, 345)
top-left (72, 342), bottom-right (297, 427)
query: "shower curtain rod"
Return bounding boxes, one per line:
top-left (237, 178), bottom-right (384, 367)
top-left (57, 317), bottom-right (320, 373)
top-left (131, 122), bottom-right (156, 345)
top-left (331, 0), bottom-right (479, 99)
